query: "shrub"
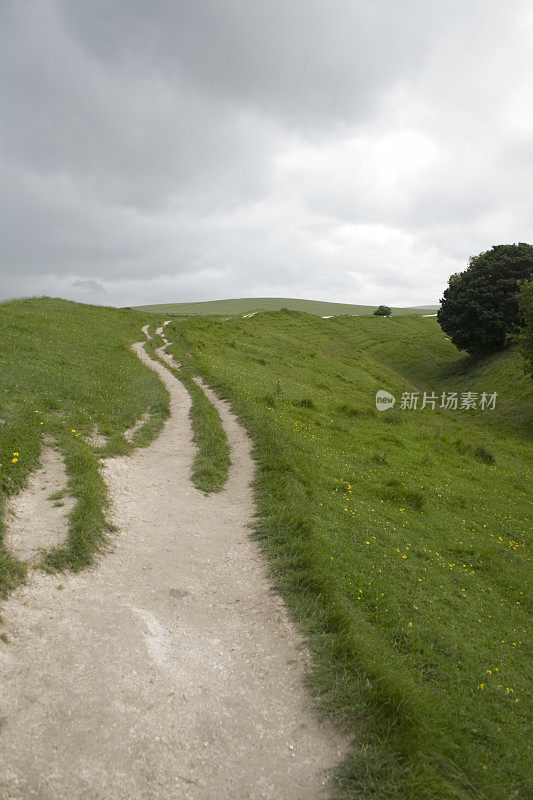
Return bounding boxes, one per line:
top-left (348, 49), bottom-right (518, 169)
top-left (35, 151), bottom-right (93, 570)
top-left (373, 305), bottom-right (392, 316)
top-left (474, 446), bottom-right (496, 465)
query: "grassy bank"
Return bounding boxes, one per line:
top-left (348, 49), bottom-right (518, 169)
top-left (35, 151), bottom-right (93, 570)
top-left (164, 311), bottom-right (532, 800)
top-left (0, 297), bottom-right (168, 592)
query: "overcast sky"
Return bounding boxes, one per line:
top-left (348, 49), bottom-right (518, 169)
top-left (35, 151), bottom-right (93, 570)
top-left (1, 0), bottom-right (531, 308)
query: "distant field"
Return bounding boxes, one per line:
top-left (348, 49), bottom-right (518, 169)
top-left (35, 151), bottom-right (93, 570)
top-left (132, 296), bottom-right (438, 317)
top-left (164, 311), bottom-right (532, 800)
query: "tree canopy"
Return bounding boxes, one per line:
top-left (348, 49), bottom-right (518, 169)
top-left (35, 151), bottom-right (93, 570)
top-left (517, 279), bottom-right (533, 375)
top-left (437, 243), bottom-right (533, 356)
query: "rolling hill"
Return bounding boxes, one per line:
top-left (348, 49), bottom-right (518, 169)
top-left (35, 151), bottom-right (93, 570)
top-left (1, 298), bottom-right (530, 799)
top-left (132, 296), bottom-right (438, 317)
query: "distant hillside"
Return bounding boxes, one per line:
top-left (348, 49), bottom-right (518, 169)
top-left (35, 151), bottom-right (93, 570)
top-left (132, 297), bottom-right (438, 317)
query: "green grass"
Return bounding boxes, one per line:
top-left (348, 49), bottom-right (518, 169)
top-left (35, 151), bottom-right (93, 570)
top-left (144, 330), bottom-right (230, 494)
top-left (133, 296), bottom-right (438, 317)
top-left (0, 297), bottom-right (168, 591)
top-left (164, 310), bottom-right (532, 800)
top-left (356, 315), bottom-right (533, 434)
top-left (1, 298), bottom-right (530, 796)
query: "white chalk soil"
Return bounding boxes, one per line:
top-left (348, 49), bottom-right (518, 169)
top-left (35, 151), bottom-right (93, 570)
top-left (4, 437), bottom-right (74, 562)
top-left (0, 338), bottom-right (347, 799)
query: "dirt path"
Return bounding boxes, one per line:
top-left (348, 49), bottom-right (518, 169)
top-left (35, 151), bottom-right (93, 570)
top-left (0, 335), bottom-right (347, 799)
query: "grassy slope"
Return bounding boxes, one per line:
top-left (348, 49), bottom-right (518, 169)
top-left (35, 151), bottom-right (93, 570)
top-left (362, 316), bottom-right (533, 434)
top-left (133, 297), bottom-right (437, 317)
top-left (165, 312), bottom-right (532, 800)
top-left (0, 297), bottom-right (168, 592)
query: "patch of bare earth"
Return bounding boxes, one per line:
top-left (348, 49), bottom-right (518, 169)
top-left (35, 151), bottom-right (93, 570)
top-left (85, 424), bottom-right (108, 448)
top-left (0, 337), bottom-right (348, 799)
top-left (3, 437), bottom-right (74, 563)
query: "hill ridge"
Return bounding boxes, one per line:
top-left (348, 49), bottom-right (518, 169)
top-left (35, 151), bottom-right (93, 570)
top-left (132, 296), bottom-right (438, 317)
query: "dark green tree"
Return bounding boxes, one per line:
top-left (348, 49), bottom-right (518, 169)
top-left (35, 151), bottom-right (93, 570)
top-left (437, 243), bottom-right (533, 356)
top-left (516, 280), bottom-right (533, 375)
top-left (373, 305), bottom-right (392, 316)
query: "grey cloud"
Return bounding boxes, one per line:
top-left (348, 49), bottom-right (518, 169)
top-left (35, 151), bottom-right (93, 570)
top-left (72, 278), bottom-right (105, 294)
top-left (60, 0), bottom-right (486, 128)
top-left (0, 0), bottom-right (531, 308)
top-left (0, 2), bottom-right (279, 213)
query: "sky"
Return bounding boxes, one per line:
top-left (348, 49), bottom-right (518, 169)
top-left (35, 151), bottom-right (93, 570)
top-left (1, 0), bottom-right (532, 308)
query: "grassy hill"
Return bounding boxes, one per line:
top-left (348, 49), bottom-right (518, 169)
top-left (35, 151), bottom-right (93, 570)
top-left (132, 296), bottom-right (438, 317)
top-left (1, 298), bottom-right (530, 799)
top-left (163, 310), bottom-right (532, 800)
top-left (0, 297), bottom-right (168, 592)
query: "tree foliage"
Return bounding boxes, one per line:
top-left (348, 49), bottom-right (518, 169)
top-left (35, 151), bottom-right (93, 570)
top-left (373, 305), bottom-right (392, 316)
top-left (437, 243), bottom-right (533, 356)
top-left (516, 279), bottom-right (533, 375)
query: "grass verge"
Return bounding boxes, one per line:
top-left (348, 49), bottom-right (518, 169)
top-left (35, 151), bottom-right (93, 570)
top-left (165, 311), bottom-right (531, 800)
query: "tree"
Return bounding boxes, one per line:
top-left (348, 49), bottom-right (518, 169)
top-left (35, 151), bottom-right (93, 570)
top-left (437, 243), bottom-right (533, 356)
top-left (516, 280), bottom-right (533, 375)
top-left (373, 305), bottom-right (391, 316)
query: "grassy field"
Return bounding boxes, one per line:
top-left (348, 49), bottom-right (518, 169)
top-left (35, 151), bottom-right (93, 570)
top-left (0, 297), bottom-right (168, 594)
top-left (164, 311), bottom-right (532, 800)
top-left (1, 298), bottom-right (530, 797)
top-left (133, 296), bottom-right (438, 317)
